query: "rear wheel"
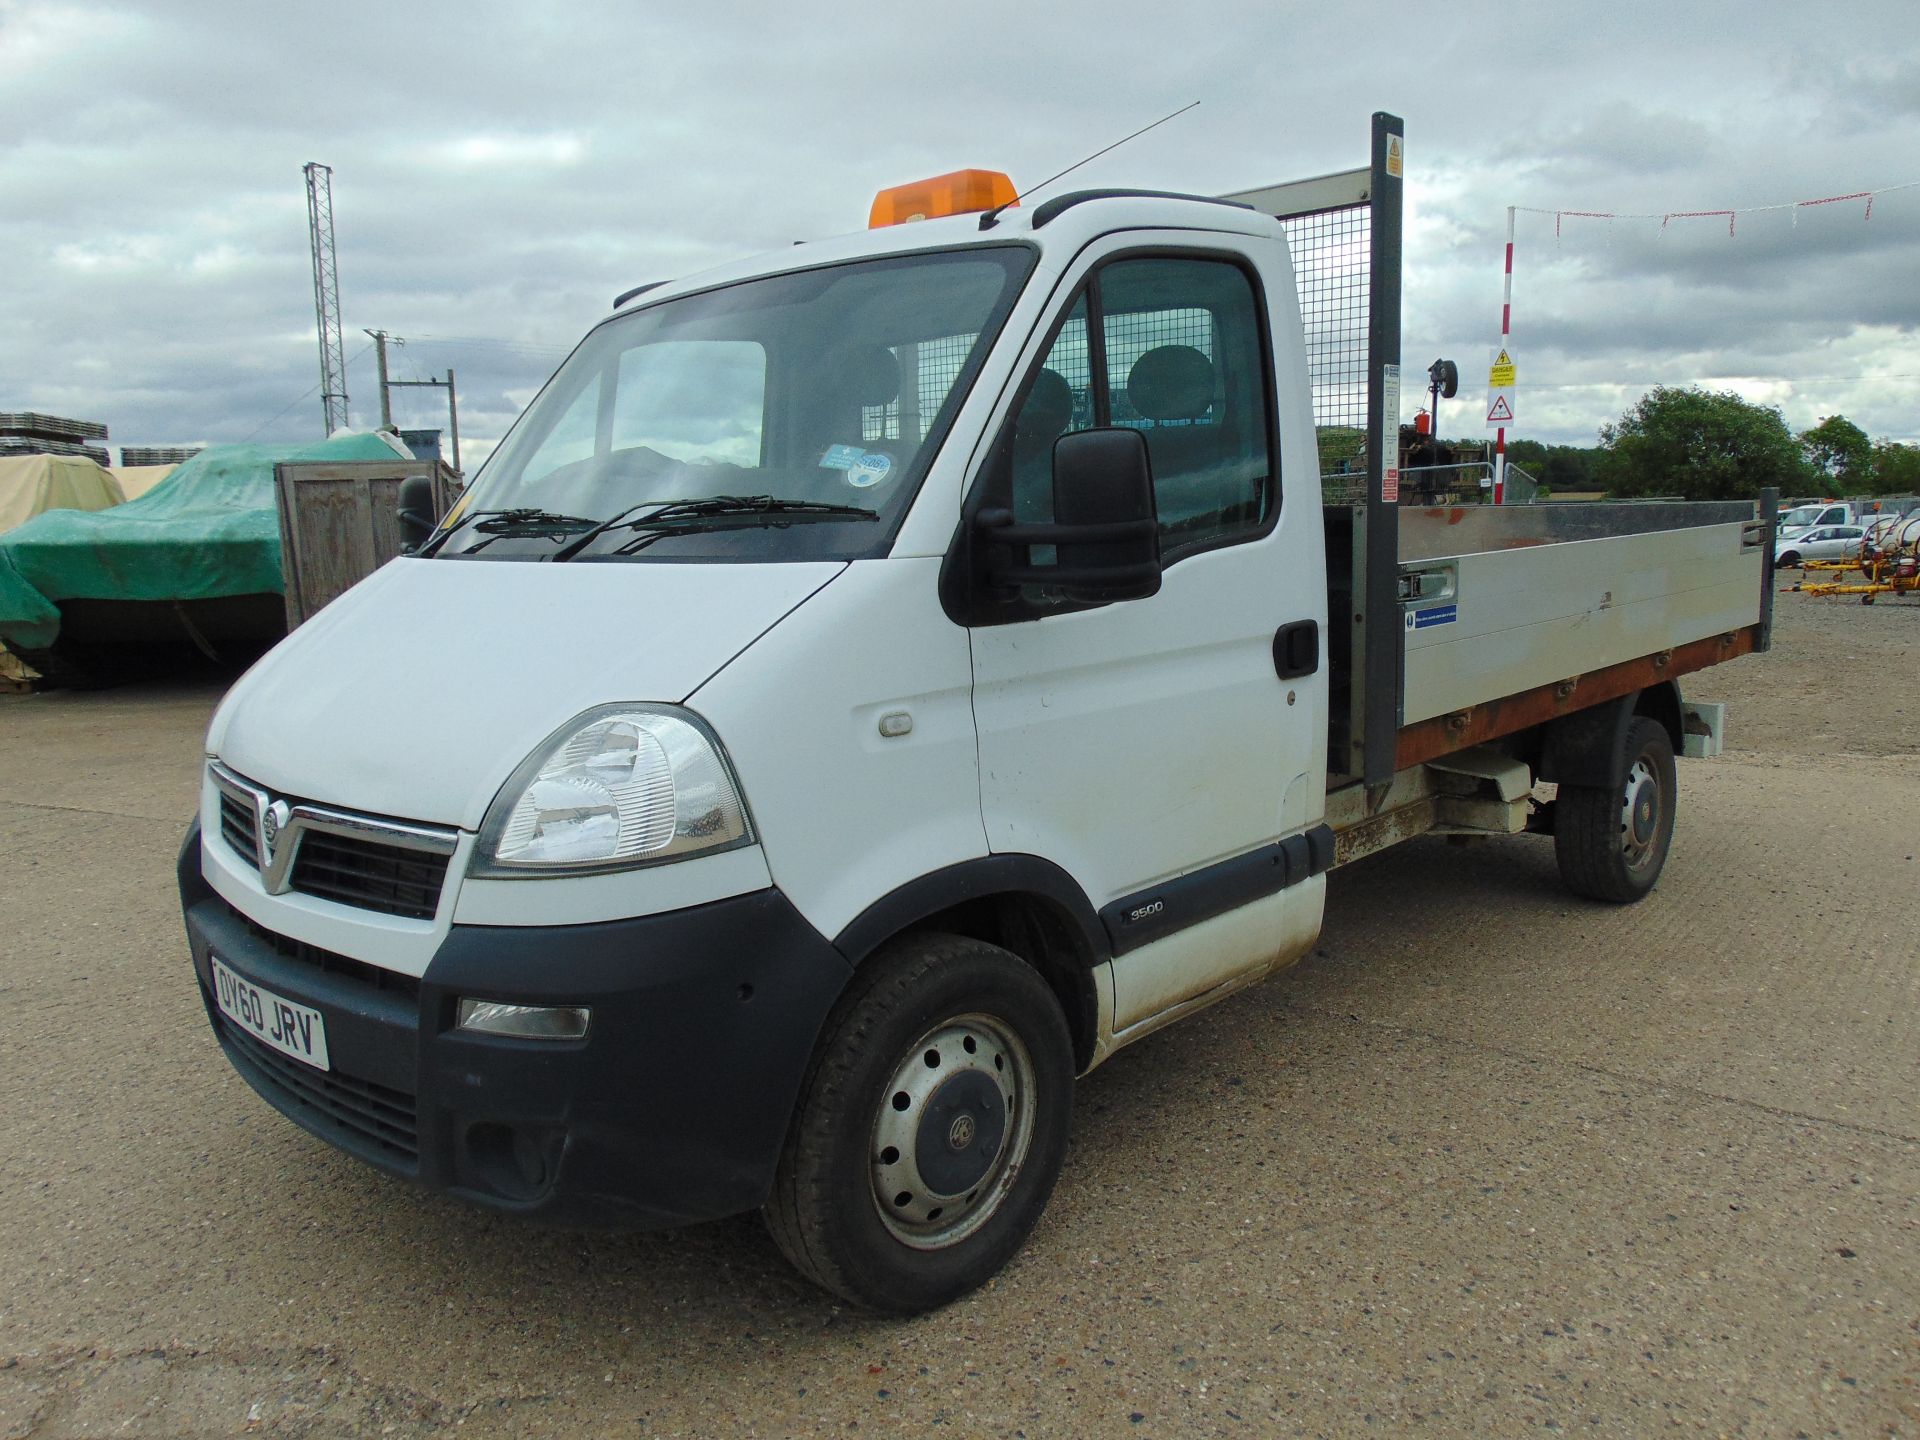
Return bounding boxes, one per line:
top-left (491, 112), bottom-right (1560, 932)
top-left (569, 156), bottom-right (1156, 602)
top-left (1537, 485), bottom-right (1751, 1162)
top-left (1554, 716), bottom-right (1677, 903)
top-left (765, 933), bottom-right (1074, 1313)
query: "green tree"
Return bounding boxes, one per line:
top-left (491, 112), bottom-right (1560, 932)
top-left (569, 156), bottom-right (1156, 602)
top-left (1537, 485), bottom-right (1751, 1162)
top-left (1595, 387), bottom-right (1813, 500)
top-left (1865, 440), bottom-right (1920, 496)
top-left (1541, 446), bottom-right (1596, 492)
top-left (1492, 439), bottom-right (1596, 493)
top-left (1508, 438), bottom-right (1549, 471)
top-left (1799, 415), bottom-right (1872, 485)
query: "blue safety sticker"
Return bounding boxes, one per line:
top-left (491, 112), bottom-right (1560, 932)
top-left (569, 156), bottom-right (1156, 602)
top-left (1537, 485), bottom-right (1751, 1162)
top-left (1406, 603), bottom-right (1458, 631)
top-left (818, 443), bottom-right (865, 471)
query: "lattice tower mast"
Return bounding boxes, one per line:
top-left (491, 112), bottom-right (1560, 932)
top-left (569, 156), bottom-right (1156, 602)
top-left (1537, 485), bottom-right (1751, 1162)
top-left (303, 162), bottom-right (349, 435)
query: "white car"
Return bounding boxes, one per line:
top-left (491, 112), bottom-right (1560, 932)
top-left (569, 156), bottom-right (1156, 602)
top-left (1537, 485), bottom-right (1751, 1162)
top-left (1776, 524), bottom-right (1866, 566)
top-left (1780, 502), bottom-right (1857, 532)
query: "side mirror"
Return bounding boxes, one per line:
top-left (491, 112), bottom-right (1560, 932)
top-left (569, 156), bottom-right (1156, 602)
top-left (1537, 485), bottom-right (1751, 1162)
top-left (975, 428), bottom-right (1162, 603)
top-left (397, 474), bottom-right (437, 552)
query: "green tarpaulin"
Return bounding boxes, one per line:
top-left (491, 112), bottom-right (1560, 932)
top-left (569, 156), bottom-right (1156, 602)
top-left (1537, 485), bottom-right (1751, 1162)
top-left (0, 432), bottom-right (400, 650)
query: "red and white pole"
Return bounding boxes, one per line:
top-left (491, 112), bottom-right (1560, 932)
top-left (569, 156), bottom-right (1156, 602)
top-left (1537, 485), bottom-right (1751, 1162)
top-left (1493, 205), bottom-right (1514, 505)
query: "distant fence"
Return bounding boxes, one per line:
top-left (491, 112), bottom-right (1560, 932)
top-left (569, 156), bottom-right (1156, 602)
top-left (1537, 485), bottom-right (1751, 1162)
top-left (1322, 459), bottom-right (1541, 505)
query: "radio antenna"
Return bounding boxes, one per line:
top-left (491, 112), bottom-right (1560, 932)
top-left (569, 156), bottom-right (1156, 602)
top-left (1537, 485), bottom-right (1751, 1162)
top-left (979, 100), bottom-right (1200, 230)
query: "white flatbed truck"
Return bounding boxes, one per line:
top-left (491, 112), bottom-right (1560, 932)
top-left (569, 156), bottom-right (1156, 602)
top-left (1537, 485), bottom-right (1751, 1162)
top-left (180, 115), bottom-right (1776, 1312)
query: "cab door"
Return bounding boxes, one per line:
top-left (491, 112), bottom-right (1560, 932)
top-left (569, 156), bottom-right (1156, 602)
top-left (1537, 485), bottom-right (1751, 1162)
top-left (959, 239), bottom-right (1329, 1031)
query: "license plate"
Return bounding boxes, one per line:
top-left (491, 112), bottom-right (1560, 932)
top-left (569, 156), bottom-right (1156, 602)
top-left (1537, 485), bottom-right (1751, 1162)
top-left (210, 954), bottom-right (331, 1071)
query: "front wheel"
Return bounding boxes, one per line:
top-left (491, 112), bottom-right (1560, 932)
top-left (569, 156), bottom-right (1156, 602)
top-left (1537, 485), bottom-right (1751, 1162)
top-left (1778, 551), bottom-right (1802, 567)
top-left (1554, 716), bottom-right (1677, 903)
top-left (765, 933), bottom-right (1074, 1312)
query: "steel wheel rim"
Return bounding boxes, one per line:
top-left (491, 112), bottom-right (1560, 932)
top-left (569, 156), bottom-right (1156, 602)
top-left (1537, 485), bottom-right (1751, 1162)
top-left (1619, 756), bottom-right (1662, 871)
top-left (869, 1012), bottom-right (1035, 1250)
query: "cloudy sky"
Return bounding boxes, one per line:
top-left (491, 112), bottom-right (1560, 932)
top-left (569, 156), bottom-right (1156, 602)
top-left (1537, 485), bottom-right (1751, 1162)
top-left (4, 0), bottom-right (1917, 468)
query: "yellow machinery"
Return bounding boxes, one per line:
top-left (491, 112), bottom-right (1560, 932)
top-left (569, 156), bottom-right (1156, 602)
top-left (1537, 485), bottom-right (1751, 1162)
top-left (1790, 513), bottom-right (1920, 603)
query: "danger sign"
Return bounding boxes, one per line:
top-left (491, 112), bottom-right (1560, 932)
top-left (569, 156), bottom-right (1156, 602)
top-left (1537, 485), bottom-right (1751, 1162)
top-left (1486, 345), bottom-right (1516, 429)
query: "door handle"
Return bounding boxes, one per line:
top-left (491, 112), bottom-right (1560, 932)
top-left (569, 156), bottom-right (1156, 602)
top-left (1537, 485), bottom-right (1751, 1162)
top-left (1273, 620), bottom-right (1319, 680)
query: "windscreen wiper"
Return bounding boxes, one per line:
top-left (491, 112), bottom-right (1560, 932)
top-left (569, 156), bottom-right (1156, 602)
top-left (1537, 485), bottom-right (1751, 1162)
top-left (602, 511), bottom-right (882, 558)
top-left (551, 495), bottom-right (877, 561)
top-left (421, 507), bottom-right (599, 557)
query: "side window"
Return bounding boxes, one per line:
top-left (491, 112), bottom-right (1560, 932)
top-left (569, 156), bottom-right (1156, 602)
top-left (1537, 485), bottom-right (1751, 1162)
top-left (1101, 258), bottom-right (1272, 550)
top-left (996, 256), bottom-right (1272, 562)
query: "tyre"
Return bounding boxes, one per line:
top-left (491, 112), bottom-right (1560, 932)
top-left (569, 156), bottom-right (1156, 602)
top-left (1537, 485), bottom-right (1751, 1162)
top-left (1778, 551), bottom-right (1801, 567)
top-left (765, 932), bottom-right (1074, 1313)
top-left (1554, 716), bottom-right (1677, 903)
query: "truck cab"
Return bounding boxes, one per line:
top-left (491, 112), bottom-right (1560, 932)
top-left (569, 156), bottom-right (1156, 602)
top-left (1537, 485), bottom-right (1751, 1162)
top-left (184, 184), bottom-right (1337, 1308)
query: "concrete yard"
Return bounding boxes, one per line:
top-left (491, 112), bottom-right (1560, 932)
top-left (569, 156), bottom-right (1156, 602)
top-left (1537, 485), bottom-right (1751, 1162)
top-left (1, 597), bottom-right (1915, 1438)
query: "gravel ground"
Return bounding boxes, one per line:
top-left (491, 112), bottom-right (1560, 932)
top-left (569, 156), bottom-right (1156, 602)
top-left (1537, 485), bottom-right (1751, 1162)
top-left (0, 596), bottom-right (1915, 1438)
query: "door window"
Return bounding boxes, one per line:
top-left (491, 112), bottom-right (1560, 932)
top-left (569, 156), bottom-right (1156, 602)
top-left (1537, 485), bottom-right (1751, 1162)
top-left (995, 255), bottom-right (1273, 562)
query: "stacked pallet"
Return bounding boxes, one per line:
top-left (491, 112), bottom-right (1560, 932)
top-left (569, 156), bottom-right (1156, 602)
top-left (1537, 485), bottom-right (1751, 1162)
top-left (121, 445), bottom-right (204, 467)
top-left (0, 412), bottom-right (110, 467)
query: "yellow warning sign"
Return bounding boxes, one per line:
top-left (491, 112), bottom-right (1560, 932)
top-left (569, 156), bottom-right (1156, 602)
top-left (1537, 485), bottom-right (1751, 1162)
top-left (1386, 135), bottom-right (1404, 180)
top-left (1489, 349), bottom-right (1516, 388)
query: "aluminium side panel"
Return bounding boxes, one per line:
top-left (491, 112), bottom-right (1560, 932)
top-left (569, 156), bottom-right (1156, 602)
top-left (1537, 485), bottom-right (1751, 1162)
top-left (1400, 521), bottom-right (1763, 724)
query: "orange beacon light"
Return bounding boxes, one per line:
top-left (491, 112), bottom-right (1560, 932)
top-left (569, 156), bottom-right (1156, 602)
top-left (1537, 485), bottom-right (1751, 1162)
top-left (868, 170), bottom-right (1018, 228)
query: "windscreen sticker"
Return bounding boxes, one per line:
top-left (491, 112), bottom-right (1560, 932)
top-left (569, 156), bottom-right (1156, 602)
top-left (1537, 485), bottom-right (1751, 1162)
top-left (846, 452), bottom-right (893, 487)
top-left (1406, 603), bottom-right (1458, 631)
top-left (819, 444), bottom-right (893, 486)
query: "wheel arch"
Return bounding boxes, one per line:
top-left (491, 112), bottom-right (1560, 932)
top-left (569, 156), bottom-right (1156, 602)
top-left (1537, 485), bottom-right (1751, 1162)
top-left (1632, 680), bottom-right (1684, 755)
top-left (833, 856), bottom-right (1108, 1073)
top-left (1539, 681), bottom-right (1682, 788)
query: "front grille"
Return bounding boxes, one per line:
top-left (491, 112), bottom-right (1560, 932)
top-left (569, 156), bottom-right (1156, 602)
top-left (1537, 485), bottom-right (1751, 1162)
top-left (219, 1014), bottom-right (420, 1168)
top-left (227, 902), bottom-right (422, 1002)
top-left (209, 762), bottom-right (455, 921)
top-left (289, 831), bottom-right (449, 921)
top-left (218, 791), bottom-right (256, 866)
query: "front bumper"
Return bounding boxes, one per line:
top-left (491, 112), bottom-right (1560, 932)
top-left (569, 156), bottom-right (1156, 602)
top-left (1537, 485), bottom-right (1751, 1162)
top-left (179, 821), bottom-right (853, 1229)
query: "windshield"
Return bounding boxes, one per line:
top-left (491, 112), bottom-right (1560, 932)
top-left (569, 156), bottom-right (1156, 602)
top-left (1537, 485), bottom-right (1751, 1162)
top-left (438, 245), bottom-right (1035, 561)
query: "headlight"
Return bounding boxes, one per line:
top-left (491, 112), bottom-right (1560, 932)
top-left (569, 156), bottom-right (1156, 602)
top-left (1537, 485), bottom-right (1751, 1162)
top-left (473, 705), bottom-right (751, 876)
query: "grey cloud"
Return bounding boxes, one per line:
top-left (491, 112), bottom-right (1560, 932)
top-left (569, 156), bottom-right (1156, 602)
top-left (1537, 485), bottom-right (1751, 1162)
top-left (4, 0), bottom-right (1919, 459)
